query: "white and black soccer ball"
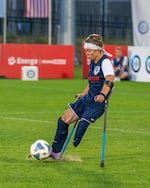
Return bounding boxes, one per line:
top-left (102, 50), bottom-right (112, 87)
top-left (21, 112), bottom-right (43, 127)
top-left (30, 139), bottom-right (51, 160)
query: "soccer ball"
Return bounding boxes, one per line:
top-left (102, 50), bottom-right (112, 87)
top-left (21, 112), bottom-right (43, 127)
top-left (30, 139), bottom-right (51, 160)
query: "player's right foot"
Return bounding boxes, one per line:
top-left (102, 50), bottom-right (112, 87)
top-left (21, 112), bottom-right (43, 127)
top-left (50, 151), bottom-right (61, 160)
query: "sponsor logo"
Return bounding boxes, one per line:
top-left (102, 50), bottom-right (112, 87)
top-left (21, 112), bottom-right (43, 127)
top-left (26, 70), bottom-right (36, 79)
top-left (88, 76), bottom-right (100, 82)
top-left (90, 118), bottom-right (96, 122)
top-left (41, 59), bottom-right (66, 65)
top-left (145, 56), bottom-right (150, 73)
top-left (8, 56), bottom-right (16, 65)
top-left (138, 21), bottom-right (149, 34)
top-left (17, 57), bottom-right (38, 65)
top-left (94, 66), bottom-right (100, 75)
top-left (7, 57), bottom-right (66, 66)
top-left (131, 55), bottom-right (141, 73)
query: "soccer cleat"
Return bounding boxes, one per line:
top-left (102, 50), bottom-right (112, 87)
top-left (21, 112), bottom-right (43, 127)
top-left (49, 151), bottom-right (61, 160)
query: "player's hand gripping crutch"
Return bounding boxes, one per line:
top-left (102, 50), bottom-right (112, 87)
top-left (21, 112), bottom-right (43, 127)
top-left (100, 87), bottom-right (114, 168)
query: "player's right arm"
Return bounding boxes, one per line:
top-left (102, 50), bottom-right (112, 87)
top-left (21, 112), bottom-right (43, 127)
top-left (76, 85), bottom-right (89, 99)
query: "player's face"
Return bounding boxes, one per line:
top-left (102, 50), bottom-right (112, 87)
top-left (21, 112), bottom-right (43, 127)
top-left (115, 49), bottom-right (122, 58)
top-left (85, 49), bottom-right (100, 61)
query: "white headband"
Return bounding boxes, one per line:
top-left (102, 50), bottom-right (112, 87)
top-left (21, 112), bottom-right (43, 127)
top-left (84, 42), bottom-right (112, 57)
top-left (84, 43), bottom-right (101, 50)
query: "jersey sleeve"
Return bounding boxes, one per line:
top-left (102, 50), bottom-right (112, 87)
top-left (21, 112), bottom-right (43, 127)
top-left (102, 59), bottom-right (115, 77)
top-left (111, 59), bottom-right (115, 66)
top-left (122, 56), bottom-right (128, 66)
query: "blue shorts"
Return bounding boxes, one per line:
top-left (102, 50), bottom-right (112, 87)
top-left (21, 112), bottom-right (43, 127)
top-left (69, 98), bottom-right (105, 123)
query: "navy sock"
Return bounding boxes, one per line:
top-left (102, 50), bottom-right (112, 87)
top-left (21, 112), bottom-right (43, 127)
top-left (52, 118), bottom-right (68, 153)
top-left (73, 118), bottom-right (90, 147)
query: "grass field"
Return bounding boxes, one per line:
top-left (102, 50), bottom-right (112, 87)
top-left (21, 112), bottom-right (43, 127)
top-left (0, 66), bottom-right (150, 188)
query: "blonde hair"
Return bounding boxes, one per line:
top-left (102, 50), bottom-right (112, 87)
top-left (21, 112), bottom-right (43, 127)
top-left (84, 34), bottom-right (103, 48)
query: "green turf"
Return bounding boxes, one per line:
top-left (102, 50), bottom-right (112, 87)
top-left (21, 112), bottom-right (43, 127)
top-left (0, 69), bottom-right (150, 188)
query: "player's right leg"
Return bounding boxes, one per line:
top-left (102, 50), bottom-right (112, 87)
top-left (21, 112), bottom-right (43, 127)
top-left (50, 108), bottom-right (78, 159)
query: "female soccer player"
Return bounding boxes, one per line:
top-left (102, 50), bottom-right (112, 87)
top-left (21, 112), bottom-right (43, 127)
top-left (50, 34), bottom-right (114, 159)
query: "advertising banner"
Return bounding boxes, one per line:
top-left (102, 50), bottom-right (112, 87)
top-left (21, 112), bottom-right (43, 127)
top-left (21, 66), bottom-right (38, 80)
top-left (0, 44), bottom-right (4, 77)
top-left (82, 45), bottom-right (128, 78)
top-left (128, 46), bottom-right (150, 82)
top-left (0, 44), bottom-right (74, 79)
top-left (131, 0), bottom-right (150, 46)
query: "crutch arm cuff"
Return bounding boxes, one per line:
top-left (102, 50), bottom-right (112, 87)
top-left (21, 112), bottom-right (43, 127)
top-left (104, 80), bottom-right (114, 89)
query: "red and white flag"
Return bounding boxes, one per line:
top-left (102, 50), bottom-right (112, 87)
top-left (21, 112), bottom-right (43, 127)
top-left (25, 0), bottom-right (49, 18)
top-left (0, 0), bottom-right (4, 18)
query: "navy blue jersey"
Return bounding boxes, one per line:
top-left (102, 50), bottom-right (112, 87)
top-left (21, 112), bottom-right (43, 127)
top-left (88, 55), bottom-right (107, 96)
top-left (82, 55), bottom-right (109, 103)
top-left (69, 55), bottom-right (114, 121)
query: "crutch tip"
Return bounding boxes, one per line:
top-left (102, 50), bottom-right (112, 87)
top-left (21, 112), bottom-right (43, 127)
top-left (100, 161), bottom-right (105, 168)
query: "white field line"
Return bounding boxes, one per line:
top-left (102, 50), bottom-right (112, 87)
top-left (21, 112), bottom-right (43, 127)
top-left (0, 115), bottom-right (149, 136)
top-left (0, 111), bottom-right (53, 115)
top-left (0, 83), bottom-right (76, 92)
top-left (0, 116), bottom-right (50, 124)
top-left (0, 110), bottom-right (150, 115)
top-left (92, 127), bottom-right (150, 136)
top-left (114, 91), bottom-right (150, 97)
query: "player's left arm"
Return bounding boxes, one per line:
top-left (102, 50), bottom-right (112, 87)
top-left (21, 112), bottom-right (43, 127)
top-left (100, 74), bottom-right (114, 95)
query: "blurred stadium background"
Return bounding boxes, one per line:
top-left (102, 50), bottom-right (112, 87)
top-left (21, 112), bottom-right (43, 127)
top-left (0, 0), bottom-right (132, 46)
top-left (0, 0), bottom-right (149, 81)
top-left (0, 1), bottom-right (150, 187)
top-left (0, 0), bottom-right (150, 81)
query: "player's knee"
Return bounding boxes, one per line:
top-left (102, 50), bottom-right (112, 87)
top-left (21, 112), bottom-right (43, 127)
top-left (73, 118), bottom-right (90, 147)
top-left (62, 109), bottom-right (76, 124)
